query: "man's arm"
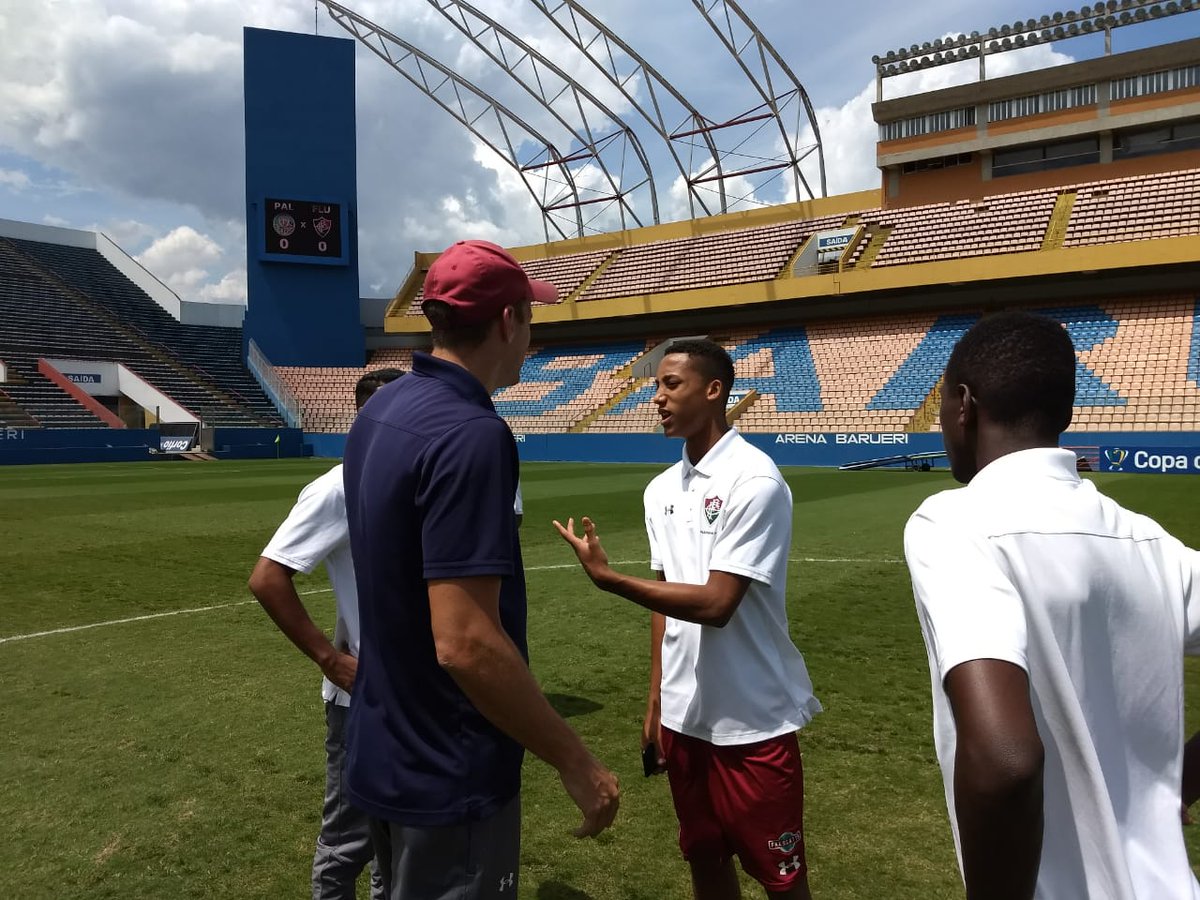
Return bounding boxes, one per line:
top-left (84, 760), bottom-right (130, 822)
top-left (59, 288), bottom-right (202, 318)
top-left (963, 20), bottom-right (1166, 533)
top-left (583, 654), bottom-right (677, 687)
top-left (429, 575), bottom-right (620, 838)
top-left (1183, 731), bottom-right (1200, 809)
top-left (641, 572), bottom-right (668, 773)
top-left (248, 557), bottom-right (357, 692)
top-left (554, 517), bottom-right (750, 626)
top-left (945, 659), bottom-right (1044, 900)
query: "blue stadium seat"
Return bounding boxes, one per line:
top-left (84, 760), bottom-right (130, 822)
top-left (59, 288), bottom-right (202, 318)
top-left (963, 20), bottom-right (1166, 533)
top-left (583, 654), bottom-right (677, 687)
top-left (608, 382), bottom-right (656, 414)
top-left (868, 315), bottom-right (979, 410)
top-left (1190, 300), bottom-right (1200, 387)
top-left (1036, 306), bottom-right (1126, 407)
top-left (727, 327), bottom-right (823, 413)
top-left (492, 341), bottom-right (644, 418)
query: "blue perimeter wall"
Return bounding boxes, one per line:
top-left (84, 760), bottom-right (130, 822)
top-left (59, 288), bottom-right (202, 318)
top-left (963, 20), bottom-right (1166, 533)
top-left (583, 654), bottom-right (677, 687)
top-left (0, 428), bottom-right (304, 465)
top-left (6, 429), bottom-right (1200, 467)
top-left (304, 431), bottom-right (1200, 468)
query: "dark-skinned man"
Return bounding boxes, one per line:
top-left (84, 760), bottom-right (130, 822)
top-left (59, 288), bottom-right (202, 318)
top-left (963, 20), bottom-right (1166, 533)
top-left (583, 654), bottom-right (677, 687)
top-left (905, 310), bottom-right (1200, 899)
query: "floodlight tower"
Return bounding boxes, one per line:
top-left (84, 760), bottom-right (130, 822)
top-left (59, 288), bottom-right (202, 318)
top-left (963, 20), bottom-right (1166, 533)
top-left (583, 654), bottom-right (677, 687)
top-left (872, 0), bottom-right (1200, 97)
top-left (422, 0), bottom-right (660, 232)
top-left (691, 0), bottom-right (828, 201)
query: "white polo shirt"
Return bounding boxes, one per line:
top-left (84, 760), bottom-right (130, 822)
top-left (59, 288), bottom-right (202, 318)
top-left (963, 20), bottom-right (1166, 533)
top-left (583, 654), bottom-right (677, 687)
top-left (262, 464), bottom-right (359, 707)
top-left (644, 428), bottom-right (821, 745)
top-left (905, 448), bottom-right (1200, 900)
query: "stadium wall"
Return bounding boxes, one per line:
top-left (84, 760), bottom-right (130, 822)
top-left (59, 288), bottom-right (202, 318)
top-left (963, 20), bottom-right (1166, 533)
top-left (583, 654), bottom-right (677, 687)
top-left (0, 428), bottom-right (304, 465)
top-left (303, 431), bottom-right (1200, 468)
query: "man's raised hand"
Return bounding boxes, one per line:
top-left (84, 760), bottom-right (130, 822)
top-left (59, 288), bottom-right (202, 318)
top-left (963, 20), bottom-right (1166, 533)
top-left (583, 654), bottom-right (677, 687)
top-left (553, 516), bottom-right (611, 584)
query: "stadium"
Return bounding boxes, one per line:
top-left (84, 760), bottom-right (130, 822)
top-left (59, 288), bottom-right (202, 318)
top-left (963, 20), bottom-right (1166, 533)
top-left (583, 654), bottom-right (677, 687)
top-left (3, 0), bottom-right (1200, 896)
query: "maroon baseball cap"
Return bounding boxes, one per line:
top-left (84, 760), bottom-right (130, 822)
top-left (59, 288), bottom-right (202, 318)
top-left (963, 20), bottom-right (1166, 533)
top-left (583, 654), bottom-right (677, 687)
top-left (422, 240), bottom-right (558, 326)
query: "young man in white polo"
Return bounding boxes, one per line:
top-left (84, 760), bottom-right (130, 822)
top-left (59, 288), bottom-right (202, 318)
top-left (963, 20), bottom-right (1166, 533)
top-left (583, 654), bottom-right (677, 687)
top-left (556, 338), bottom-right (821, 899)
top-left (249, 368), bottom-right (404, 900)
top-left (905, 310), bottom-right (1200, 900)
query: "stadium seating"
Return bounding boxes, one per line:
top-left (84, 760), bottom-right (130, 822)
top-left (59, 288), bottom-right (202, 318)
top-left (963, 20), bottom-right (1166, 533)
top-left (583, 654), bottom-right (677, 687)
top-left (730, 316), bottom-right (946, 433)
top-left (579, 216), bottom-right (849, 302)
top-left (275, 348), bottom-right (416, 434)
top-left (494, 341), bottom-right (646, 433)
top-left (867, 193), bottom-right (1056, 268)
top-left (585, 382), bottom-right (660, 433)
top-left (1063, 168), bottom-right (1200, 248)
top-left (1062, 296), bottom-right (1200, 432)
top-left (867, 315), bottom-right (979, 410)
top-left (272, 296), bottom-right (1200, 436)
top-left (0, 240), bottom-right (279, 428)
top-left (1191, 299), bottom-right (1200, 389)
top-left (10, 240), bottom-right (281, 424)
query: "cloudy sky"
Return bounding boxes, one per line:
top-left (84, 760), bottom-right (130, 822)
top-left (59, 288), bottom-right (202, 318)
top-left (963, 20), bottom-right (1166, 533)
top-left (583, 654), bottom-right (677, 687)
top-left (0, 1), bottom-right (1195, 303)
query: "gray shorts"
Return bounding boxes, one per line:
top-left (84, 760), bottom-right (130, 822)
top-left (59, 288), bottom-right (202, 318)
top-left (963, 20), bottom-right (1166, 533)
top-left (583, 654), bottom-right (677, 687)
top-left (368, 795), bottom-right (520, 900)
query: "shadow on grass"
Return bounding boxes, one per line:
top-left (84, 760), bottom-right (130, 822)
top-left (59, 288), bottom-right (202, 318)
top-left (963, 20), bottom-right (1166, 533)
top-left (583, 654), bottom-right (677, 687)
top-left (545, 693), bottom-right (603, 718)
top-left (537, 882), bottom-right (594, 900)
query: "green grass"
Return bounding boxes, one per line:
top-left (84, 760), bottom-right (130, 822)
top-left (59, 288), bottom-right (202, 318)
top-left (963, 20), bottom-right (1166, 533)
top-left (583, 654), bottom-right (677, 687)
top-left (2, 459), bottom-right (1200, 898)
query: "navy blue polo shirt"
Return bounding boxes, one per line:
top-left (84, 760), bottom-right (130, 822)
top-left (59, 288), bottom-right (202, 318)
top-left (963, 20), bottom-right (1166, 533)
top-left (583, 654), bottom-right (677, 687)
top-left (342, 351), bottom-right (526, 826)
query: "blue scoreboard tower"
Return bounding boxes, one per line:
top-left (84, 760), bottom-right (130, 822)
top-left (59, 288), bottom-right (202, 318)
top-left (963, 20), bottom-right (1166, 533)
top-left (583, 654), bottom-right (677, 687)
top-left (242, 27), bottom-right (365, 366)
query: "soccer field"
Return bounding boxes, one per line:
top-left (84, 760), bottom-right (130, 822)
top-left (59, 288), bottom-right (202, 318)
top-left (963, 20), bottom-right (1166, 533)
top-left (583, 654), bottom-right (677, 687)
top-left (3, 459), bottom-right (1200, 899)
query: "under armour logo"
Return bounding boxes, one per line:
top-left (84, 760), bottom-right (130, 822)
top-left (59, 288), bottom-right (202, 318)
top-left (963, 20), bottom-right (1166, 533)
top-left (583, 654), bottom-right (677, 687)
top-left (778, 855), bottom-right (802, 876)
top-left (664, 504), bottom-right (674, 515)
top-left (499, 872), bottom-right (515, 891)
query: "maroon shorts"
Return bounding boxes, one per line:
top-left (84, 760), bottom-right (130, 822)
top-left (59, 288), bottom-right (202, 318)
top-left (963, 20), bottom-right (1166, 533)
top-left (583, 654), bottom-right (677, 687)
top-left (660, 727), bottom-right (807, 890)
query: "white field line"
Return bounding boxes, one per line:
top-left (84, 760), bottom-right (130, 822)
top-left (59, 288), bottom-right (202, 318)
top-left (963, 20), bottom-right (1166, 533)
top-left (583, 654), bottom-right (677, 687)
top-left (0, 557), bottom-right (902, 646)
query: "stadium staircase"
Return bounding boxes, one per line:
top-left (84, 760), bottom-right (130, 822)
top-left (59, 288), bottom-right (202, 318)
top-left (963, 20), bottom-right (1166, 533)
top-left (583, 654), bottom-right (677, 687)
top-left (848, 226), bottom-right (893, 269)
top-left (779, 233), bottom-right (814, 278)
top-left (564, 250), bottom-right (619, 302)
top-left (0, 383), bottom-right (42, 429)
top-left (1041, 192), bottom-right (1078, 251)
top-left (571, 361), bottom-right (640, 433)
top-left (907, 382), bottom-right (942, 433)
top-left (0, 239), bottom-right (279, 428)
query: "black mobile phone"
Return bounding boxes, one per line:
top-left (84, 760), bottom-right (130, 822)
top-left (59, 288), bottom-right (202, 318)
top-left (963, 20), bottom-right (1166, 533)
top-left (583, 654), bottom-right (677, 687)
top-left (642, 742), bottom-right (658, 777)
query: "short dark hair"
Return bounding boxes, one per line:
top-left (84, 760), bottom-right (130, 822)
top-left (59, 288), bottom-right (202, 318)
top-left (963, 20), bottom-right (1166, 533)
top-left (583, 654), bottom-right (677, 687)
top-left (664, 338), bottom-right (735, 401)
top-left (944, 310), bottom-right (1075, 437)
top-left (424, 298), bottom-right (531, 350)
top-left (355, 367), bottom-right (405, 410)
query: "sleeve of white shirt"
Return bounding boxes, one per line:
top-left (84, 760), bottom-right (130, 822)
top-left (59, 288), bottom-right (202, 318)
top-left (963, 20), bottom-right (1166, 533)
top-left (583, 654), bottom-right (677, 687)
top-left (708, 475), bottom-right (790, 586)
top-left (904, 501), bottom-right (1029, 682)
top-left (1180, 543), bottom-right (1200, 656)
top-left (260, 473), bottom-right (349, 576)
top-left (644, 485), bottom-right (662, 573)
top-left (514, 481), bottom-right (523, 517)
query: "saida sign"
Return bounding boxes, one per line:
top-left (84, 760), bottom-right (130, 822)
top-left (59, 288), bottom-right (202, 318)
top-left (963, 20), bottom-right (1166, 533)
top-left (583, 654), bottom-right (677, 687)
top-left (1100, 446), bottom-right (1200, 475)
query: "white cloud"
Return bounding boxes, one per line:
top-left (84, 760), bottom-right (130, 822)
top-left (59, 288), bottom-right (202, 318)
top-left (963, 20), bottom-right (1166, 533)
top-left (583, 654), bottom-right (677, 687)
top-left (136, 225), bottom-right (224, 294)
top-left (0, 168), bottom-right (31, 190)
top-left (197, 267), bottom-right (247, 304)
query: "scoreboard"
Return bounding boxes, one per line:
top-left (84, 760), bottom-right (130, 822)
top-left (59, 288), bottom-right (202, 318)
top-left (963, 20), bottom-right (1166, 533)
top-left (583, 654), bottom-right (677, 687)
top-left (262, 198), bottom-right (345, 263)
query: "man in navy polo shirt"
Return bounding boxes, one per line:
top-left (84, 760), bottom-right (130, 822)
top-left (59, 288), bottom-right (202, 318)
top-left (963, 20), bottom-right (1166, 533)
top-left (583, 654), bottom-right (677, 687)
top-left (343, 240), bottom-right (620, 899)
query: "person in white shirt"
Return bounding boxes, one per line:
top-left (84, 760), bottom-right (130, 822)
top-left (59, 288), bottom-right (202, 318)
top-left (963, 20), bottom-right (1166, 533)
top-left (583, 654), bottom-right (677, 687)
top-left (249, 368), bottom-right (405, 900)
top-left (556, 339), bottom-right (820, 900)
top-left (904, 310), bottom-right (1200, 900)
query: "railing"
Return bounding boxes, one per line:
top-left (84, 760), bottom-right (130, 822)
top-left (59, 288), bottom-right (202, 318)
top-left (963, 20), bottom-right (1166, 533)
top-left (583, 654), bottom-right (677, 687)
top-left (247, 339), bottom-right (303, 430)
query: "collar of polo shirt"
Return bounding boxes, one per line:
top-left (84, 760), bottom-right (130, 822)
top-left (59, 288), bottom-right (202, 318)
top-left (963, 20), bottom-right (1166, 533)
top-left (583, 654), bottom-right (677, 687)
top-left (967, 447), bottom-right (1079, 490)
top-left (412, 351), bottom-right (494, 408)
top-left (681, 427), bottom-right (740, 480)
